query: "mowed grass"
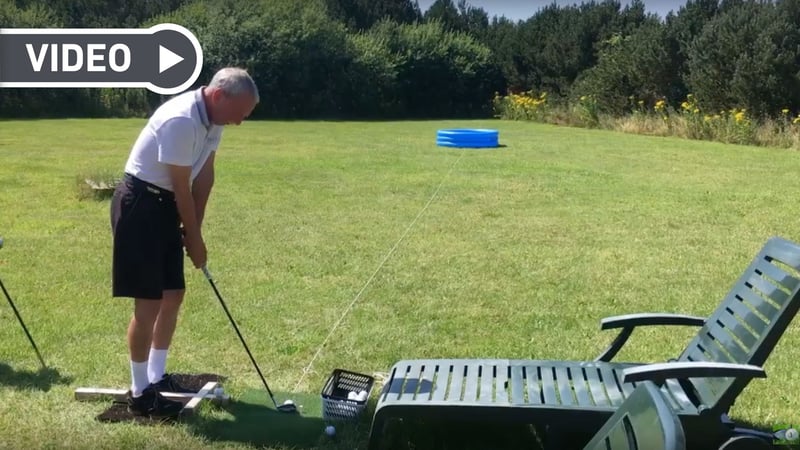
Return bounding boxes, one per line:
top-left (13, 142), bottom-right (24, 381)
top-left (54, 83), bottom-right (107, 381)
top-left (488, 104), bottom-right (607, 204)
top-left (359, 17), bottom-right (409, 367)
top-left (1, 117), bottom-right (800, 449)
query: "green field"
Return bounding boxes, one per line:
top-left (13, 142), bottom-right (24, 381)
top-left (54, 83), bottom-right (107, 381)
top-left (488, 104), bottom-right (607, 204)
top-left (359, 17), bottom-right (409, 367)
top-left (1, 118), bottom-right (799, 449)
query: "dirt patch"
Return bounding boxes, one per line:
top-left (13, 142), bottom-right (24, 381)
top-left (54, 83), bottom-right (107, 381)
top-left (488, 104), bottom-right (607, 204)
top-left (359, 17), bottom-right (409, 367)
top-left (95, 373), bottom-right (227, 425)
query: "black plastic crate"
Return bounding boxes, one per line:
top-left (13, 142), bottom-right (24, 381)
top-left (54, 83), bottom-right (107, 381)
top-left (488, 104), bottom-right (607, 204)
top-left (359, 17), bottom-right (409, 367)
top-left (320, 368), bottom-right (375, 421)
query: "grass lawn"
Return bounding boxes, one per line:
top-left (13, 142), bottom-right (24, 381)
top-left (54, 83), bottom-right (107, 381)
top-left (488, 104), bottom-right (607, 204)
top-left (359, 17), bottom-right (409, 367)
top-left (1, 117), bottom-right (800, 449)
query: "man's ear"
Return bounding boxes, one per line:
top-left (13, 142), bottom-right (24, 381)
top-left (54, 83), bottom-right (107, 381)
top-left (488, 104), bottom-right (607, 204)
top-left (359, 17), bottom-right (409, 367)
top-left (209, 88), bottom-right (225, 105)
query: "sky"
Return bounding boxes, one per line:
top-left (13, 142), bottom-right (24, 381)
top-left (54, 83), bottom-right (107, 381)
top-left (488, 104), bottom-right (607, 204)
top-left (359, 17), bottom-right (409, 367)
top-left (414, 0), bottom-right (686, 21)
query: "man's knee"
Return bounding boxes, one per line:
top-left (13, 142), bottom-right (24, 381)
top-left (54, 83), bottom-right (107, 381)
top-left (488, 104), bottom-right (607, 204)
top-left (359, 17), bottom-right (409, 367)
top-left (133, 298), bottom-right (162, 325)
top-left (161, 289), bottom-right (185, 309)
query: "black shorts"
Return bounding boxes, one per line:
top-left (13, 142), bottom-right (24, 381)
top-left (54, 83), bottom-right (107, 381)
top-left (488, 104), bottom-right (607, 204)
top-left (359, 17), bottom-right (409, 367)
top-left (110, 173), bottom-right (185, 299)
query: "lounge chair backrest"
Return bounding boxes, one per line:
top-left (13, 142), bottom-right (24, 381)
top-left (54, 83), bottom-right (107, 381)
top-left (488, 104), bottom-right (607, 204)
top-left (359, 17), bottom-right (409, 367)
top-left (583, 381), bottom-right (686, 450)
top-left (677, 237), bottom-right (800, 411)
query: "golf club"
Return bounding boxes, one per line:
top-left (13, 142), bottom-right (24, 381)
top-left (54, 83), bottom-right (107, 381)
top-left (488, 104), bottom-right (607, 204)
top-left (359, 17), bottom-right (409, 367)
top-left (201, 265), bottom-right (297, 413)
top-left (0, 237), bottom-right (47, 369)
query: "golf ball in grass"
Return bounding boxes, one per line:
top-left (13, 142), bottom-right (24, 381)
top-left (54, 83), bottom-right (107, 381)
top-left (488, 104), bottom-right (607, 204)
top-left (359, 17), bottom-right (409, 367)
top-left (213, 387), bottom-right (224, 397)
top-left (325, 425), bottom-right (336, 437)
top-left (786, 428), bottom-right (799, 441)
top-left (283, 399), bottom-right (294, 406)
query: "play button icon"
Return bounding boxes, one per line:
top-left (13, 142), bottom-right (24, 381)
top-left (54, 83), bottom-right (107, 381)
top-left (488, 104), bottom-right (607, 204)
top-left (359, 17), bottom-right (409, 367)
top-left (150, 24), bottom-right (203, 94)
top-left (159, 45), bottom-right (184, 74)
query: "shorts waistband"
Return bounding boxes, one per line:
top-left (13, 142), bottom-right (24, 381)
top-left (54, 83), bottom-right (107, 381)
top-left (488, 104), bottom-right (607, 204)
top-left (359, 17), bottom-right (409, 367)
top-left (123, 173), bottom-right (174, 200)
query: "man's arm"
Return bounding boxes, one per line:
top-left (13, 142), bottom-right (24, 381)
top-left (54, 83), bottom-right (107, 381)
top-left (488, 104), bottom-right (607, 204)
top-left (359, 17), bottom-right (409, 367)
top-left (157, 117), bottom-right (206, 269)
top-left (192, 151), bottom-right (215, 228)
top-left (168, 163), bottom-right (206, 269)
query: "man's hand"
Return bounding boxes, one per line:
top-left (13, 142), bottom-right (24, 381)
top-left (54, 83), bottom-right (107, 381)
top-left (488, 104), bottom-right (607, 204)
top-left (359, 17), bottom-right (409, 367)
top-left (183, 229), bottom-right (207, 269)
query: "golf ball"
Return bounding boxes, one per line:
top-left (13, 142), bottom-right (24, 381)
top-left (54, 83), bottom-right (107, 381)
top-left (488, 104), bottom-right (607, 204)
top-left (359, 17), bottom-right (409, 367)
top-left (325, 425), bottom-right (336, 436)
top-left (283, 399), bottom-right (294, 406)
top-left (786, 428), bottom-right (799, 441)
top-left (213, 387), bottom-right (224, 397)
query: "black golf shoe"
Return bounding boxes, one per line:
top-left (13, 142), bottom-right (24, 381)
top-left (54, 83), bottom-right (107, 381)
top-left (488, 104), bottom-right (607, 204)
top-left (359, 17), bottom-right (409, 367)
top-left (126, 386), bottom-right (183, 418)
top-left (151, 373), bottom-right (196, 393)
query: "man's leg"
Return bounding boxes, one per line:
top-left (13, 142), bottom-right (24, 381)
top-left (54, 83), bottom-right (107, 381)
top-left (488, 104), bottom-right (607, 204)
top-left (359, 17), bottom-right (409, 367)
top-left (129, 299), bottom-right (162, 396)
top-left (148, 289), bottom-right (185, 384)
top-left (126, 295), bottom-right (183, 418)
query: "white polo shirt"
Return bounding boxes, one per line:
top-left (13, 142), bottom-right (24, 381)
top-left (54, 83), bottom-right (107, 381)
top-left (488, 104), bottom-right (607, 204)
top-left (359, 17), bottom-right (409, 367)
top-left (124, 88), bottom-right (223, 191)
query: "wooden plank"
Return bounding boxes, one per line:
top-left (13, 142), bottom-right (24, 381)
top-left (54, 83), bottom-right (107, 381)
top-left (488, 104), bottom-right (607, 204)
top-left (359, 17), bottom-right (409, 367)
top-left (182, 381), bottom-right (218, 415)
top-left (75, 386), bottom-right (229, 404)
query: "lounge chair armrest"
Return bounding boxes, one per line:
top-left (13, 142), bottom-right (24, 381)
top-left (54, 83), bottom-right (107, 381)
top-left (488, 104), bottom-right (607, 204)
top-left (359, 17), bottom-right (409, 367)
top-left (594, 314), bottom-right (706, 362)
top-left (621, 362), bottom-right (766, 384)
top-left (600, 313), bottom-right (706, 330)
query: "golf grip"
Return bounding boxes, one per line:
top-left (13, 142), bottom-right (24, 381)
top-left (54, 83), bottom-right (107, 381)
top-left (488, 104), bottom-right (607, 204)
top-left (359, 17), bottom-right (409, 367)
top-left (202, 266), bottom-right (278, 407)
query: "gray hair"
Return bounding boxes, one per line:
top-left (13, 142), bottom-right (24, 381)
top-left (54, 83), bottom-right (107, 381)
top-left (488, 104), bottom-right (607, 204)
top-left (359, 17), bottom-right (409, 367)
top-left (209, 67), bottom-right (259, 102)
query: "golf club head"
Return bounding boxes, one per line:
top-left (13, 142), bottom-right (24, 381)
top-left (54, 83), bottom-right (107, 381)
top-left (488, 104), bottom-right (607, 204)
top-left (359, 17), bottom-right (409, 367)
top-left (276, 402), bottom-right (298, 414)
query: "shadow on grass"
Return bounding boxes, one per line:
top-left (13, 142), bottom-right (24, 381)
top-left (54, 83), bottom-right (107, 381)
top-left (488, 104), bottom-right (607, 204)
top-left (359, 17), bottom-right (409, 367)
top-left (187, 390), bottom-right (327, 449)
top-left (374, 418), bottom-right (545, 450)
top-left (727, 416), bottom-right (800, 450)
top-left (0, 363), bottom-right (73, 392)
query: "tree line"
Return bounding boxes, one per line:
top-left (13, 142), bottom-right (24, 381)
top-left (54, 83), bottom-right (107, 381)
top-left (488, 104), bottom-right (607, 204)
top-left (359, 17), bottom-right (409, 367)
top-left (1, 0), bottom-right (799, 120)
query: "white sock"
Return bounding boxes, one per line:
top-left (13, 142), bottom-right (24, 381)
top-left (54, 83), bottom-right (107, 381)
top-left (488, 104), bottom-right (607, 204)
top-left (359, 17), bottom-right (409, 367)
top-left (130, 360), bottom-right (149, 397)
top-left (147, 348), bottom-right (168, 383)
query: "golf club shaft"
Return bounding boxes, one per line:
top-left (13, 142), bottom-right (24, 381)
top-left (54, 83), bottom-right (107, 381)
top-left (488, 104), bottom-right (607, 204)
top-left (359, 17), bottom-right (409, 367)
top-left (0, 277), bottom-right (46, 369)
top-left (202, 267), bottom-right (279, 408)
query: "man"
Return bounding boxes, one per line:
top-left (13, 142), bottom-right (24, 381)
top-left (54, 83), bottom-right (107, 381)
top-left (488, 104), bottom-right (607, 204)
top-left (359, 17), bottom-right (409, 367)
top-left (110, 67), bottom-right (259, 417)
